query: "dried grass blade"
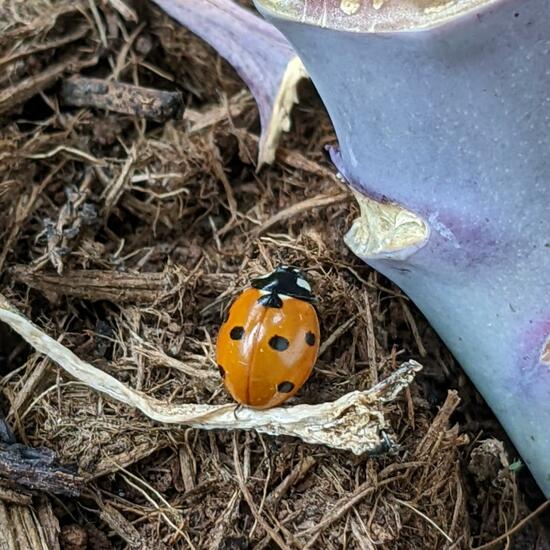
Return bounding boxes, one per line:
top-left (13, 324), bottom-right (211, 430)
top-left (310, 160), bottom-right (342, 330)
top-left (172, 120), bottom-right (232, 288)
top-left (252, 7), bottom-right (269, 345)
top-left (0, 293), bottom-right (422, 454)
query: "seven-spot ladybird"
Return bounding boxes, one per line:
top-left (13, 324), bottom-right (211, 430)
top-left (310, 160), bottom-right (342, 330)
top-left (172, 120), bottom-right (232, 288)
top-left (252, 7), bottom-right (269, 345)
top-left (216, 265), bottom-right (320, 409)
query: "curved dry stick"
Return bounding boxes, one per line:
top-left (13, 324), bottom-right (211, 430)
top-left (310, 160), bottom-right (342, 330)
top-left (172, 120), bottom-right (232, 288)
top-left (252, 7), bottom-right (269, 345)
top-left (0, 293), bottom-right (421, 454)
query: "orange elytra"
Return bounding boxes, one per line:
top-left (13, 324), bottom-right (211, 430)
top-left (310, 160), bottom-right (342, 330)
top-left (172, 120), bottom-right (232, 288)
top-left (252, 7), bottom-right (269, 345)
top-left (215, 265), bottom-right (320, 409)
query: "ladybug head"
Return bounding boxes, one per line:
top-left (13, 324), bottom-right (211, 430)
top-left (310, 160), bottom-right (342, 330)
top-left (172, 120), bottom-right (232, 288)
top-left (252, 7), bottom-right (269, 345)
top-left (251, 265), bottom-right (316, 303)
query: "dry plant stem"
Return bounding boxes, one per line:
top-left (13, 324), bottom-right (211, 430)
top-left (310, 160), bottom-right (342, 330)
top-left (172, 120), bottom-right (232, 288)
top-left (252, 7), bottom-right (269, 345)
top-left (10, 356), bottom-right (52, 417)
top-left (89, 441), bottom-right (169, 480)
top-left (471, 500), bottom-right (550, 550)
top-left (206, 490), bottom-right (241, 549)
top-left (0, 502), bottom-right (22, 549)
top-left (0, 24), bottom-right (88, 70)
top-left (61, 76), bottom-right (184, 121)
top-left (416, 390), bottom-right (461, 457)
top-left (265, 455), bottom-right (316, 509)
top-left (394, 497), bottom-right (452, 543)
top-left (0, 54), bottom-right (98, 116)
top-left (0, 293), bottom-right (422, 453)
top-left (36, 498), bottom-right (60, 550)
top-left (255, 191), bottom-right (350, 235)
top-left (233, 436), bottom-right (289, 549)
top-left (300, 475), bottom-right (400, 545)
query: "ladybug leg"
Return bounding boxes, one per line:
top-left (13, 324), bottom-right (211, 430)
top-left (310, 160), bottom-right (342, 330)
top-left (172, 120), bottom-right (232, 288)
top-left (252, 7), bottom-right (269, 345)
top-left (369, 430), bottom-right (399, 457)
top-left (233, 403), bottom-right (244, 420)
top-left (380, 430), bottom-right (399, 455)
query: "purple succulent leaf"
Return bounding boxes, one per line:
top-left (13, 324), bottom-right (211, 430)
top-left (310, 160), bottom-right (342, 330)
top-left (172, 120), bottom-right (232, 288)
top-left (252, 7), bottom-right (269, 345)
top-left (256, 0), bottom-right (550, 497)
top-left (151, 0), bottom-right (308, 166)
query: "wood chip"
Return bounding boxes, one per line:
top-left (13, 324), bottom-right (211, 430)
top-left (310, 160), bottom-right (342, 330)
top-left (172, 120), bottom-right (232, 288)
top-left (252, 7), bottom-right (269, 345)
top-left (415, 390), bottom-right (461, 458)
top-left (0, 54), bottom-right (98, 116)
top-left (0, 442), bottom-right (83, 496)
top-left (36, 498), bottom-right (61, 550)
top-left (99, 502), bottom-right (144, 547)
top-left (10, 266), bottom-right (177, 305)
top-left (62, 76), bottom-right (184, 121)
top-left (0, 482), bottom-right (32, 506)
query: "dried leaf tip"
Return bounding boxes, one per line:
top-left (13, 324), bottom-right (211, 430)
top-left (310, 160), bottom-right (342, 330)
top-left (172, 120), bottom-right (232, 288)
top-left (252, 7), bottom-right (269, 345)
top-left (151, 0), bottom-right (309, 166)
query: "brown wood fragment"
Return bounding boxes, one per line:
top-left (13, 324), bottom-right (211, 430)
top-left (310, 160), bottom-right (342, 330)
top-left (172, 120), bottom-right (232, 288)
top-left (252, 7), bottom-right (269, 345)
top-left (0, 442), bottom-right (83, 497)
top-left (178, 445), bottom-right (196, 493)
top-left (11, 356), bottom-right (51, 417)
top-left (99, 502), bottom-right (144, 547)
top-left (12, 505), bottom-right (41, 549)
top-left (0, 25), bottom-right (89, 74)
top-left (0, 55), bottom-right (99, 116)
top-left (415, 390), bottom-right (461, 458)
top-left (10, 266), bottom-right (177, 305)
top-left (0, 445), bottom-right (83, 497)
top-left (88, 441), bottom-right (168, 480)
top-left (36, 497), bottom-right (61, 550)
top-left (0, 501), bottom-right (17, 549)
top-left (0, 481), bottom-right (32, 506)
top-left (266, 455), bottom-right (316, 511)
top-left (0, 497), bottom-right (62, 549)
top-left (62, 76), bottom-right (184, 121)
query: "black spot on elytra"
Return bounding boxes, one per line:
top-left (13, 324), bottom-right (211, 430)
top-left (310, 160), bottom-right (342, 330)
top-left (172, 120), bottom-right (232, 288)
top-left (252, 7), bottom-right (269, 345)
top-left (269, 335), bottom-right (289, 351)
top-left (305, 331), bottom-right (316, 346)
top-left (218, 365), bottom-right (226, 378)
top-left (230, 326), bottom-right (244, 340)
top-left (277, 381), bottom-right (294, 393)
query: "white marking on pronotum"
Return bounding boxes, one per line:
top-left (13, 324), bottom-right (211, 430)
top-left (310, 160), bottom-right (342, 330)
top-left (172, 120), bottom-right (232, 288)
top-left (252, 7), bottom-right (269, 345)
top-left (296, 277), bottom-right (311, 292)
top-left (259, 290), bottom-right (291, 300)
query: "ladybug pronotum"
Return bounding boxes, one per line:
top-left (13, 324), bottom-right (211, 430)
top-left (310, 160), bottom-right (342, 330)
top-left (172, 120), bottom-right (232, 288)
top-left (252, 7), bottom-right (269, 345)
top-left (215, 265), bottom-right (320, 409)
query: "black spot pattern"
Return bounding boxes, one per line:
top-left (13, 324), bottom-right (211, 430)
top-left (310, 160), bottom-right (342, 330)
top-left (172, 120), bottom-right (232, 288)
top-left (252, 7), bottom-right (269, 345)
top-left (230, 326), bottom-right (244, 340)
top-left (218, 365), bottom-right (226, 378)
top-left (305, 331), bottom-right (316, 346)
top-left (277, 381), bottom-right (294, 393)
top-left (269, 335), bottom-right (289, 351)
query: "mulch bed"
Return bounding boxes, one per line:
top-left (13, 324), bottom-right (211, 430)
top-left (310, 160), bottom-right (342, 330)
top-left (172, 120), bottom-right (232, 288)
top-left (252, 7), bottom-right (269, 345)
top-left (0, 1), bottom-right (547, 548)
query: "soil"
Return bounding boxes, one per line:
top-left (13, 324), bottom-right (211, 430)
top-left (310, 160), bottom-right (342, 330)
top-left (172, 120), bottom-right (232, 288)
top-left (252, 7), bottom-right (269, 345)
top-left (0, 1), bottom-right (548, 548)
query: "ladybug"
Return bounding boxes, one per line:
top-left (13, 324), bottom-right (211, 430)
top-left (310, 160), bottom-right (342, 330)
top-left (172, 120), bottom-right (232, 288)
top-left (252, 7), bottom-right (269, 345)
top-left (216, 265), bottom-right (320, 409)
